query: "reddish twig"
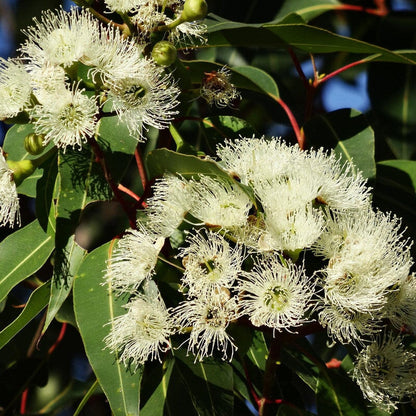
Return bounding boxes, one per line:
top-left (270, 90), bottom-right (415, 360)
top-left (134, 146), bottom-right (148, 191)
top-left (48, 323), bottom-right (67, 355)
top-left (336, 1), bottom-right (388, 16)
top-left (276, 97), bottom-right (304, 149)
top-left (288, 48), bottom-right (309, 88)
top-left (317, 58), bottom-right (368, 84)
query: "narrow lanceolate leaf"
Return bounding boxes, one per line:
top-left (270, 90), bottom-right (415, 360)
top-left (174, 348), bottom-right (234, 416)
top-left (232, 66), bottom-right (280, 100)
top-left (303, 108), bottom-right (376, 179)
top-left (73, 242), bottom-right (142, 416)
top-left (0, 220), bottom-right (54, 303)
top-left (43, 236), bottom-right (86, 333)
top-left (205, 16), bottom-right (416, 65)
top-left (273, 0), bottom-right (341, 23)
top-left (147, 148), bottom-right (233, 181)
top-left (140, 359), bottom-right (175, 416)
top-left (0, 282), bottom-right (50, 350)
top-left (43, 148), bottom-right (108, 333)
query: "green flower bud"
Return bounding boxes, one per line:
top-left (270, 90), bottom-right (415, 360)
top-left (7, 159), bottom-right (37, 186)
top-left (24, 133), bottom-right (45, 155)
top-left (151, 41), bottom-right (177, 67)
top-left (181, 0), bottom-right (208, 22)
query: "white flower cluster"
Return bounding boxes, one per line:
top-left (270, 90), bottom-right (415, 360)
top-left (0, 7), bottom-right (181, 150)
top-left (103, 0), bottom-right (207, 46)
top-left (104, 136), bottom-right (416, 409)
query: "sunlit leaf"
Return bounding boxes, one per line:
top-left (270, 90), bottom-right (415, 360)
top-left (0, 220), bottom-right (54, 303)
top-left (73, 242), bottom-right (142, 416)
top-left (0, 282), bottom-right (50, 350)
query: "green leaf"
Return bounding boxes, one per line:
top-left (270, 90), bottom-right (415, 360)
top-left (73, 242), bottom-right (142, 416)
top-left (43, 148), bottom-right (105, 333)
top-left (378, 160), bottom-right (416, 192)
top-left (368, 61), bottom-right (416, 159)
top-left (140, 359), bottom-right (174, 416)
top-left (0, 220), bottom-right (54, 303)
top-left (174, 348), bottom-right (234, 416)
top-left (3, 124), bottom-right (54, 197)
top-left (232, 66), bottom-right (280, 99)
top-left (0, 282), bottom-right (50, 350)
top-left (316, 367), bottom-right (368, 416)
top-left (274, 0), bottom-right (341, 23)
top-left (247, 330), bottom-right (268, 371)
top-left (205, 17), bottom-right (416, 65)
top-left (44, 236), bottom-right (86, 333)
top-left (97, 115), bottom-right (138, 182)
top-left (303, 108), bottom-right (376, 179)
top-left (281, 344), bottom-right (319, 392)
top-left (147, 148), bottom-right (233, 181)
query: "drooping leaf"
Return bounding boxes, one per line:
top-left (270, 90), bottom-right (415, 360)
top-left (246, 330), bottom-right (268, 372)
top-left (274, 0), bottom-right (341, 23)
top-left (378, 160), bottom-right (416, 193)
top-left (140, 359), bottom-right (174, 416)
top-left (303, 108), bottom-right (376, 179)
top-left (147, 148), bottom-right (232, 181)
top-left (174, 348), bottom-right (234, 416)
top-left (0, 220), bottom-right (54, 303)
top-left (97, 115), bottom-right (138, 182)
top-left (205, 16), bottom-right (416, 65)
top-left (374, 160), bottom-right (416, 243)
top-left (43, 148), bottom-right (106, 332)
top-left (0, 282), bottom-right (50, 350)
top-left (73, 241), bottom-right (142, 416)
top-left (44, 236), bottom-right (86, 333)
top-left (367, 15), bottom-right (416, 159)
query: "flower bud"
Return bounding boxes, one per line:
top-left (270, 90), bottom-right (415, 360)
top-left (6, 159), bottom-right (37, 186)
top-left (180, 0), bottom-right (208, 22)
top-left (24, 133), bottom-right (45, 155)
top-left (151, 41), bottom-right (177, 67)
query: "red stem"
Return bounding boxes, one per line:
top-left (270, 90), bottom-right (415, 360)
top-left (336, 2), bottom-right (388, 16)
top-left (318, 58), bottom-right (368, 85)
top-left (288, 48), bottom-right (309, 88)
top-left (48, 323), bottom-right (67, 355)
top-left (276, 97), bottom-right (304, 149)
top-left (134, 146), bottom-right (148, 191)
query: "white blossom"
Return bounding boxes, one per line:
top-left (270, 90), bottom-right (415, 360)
top-left (353, 333), bottom-right (416, 412)
top-left (314, 208), bottom-right (413, 315)
top-left (0, 150), bottom-right (20, 227)
top-left (20, 7), bottom-right (99, 69)
top-left (318, 302), bottom-right (382, 345)
top-left (104, 282), bottom-right (174, 368)
top-left (187, 175), bottom-right (252, 228)
top-left (0, 58), bottom-right (32, 119)
top-left (106, 58), bottom-right (179, 138)
top-left (174, 291), bottom-right (238, 361)
top-left (31, 84), bottom-right (98, 151)
top-left (179, 230), bottom-right (243, 296)
top-left (384, 274), bottom-right (416, 334)
top-left (146, 175), bottom-right (193, 237)
top-left (238, 256), bottom-right (314, 332)
top-left (105, 225), bottom-right (165, 293)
